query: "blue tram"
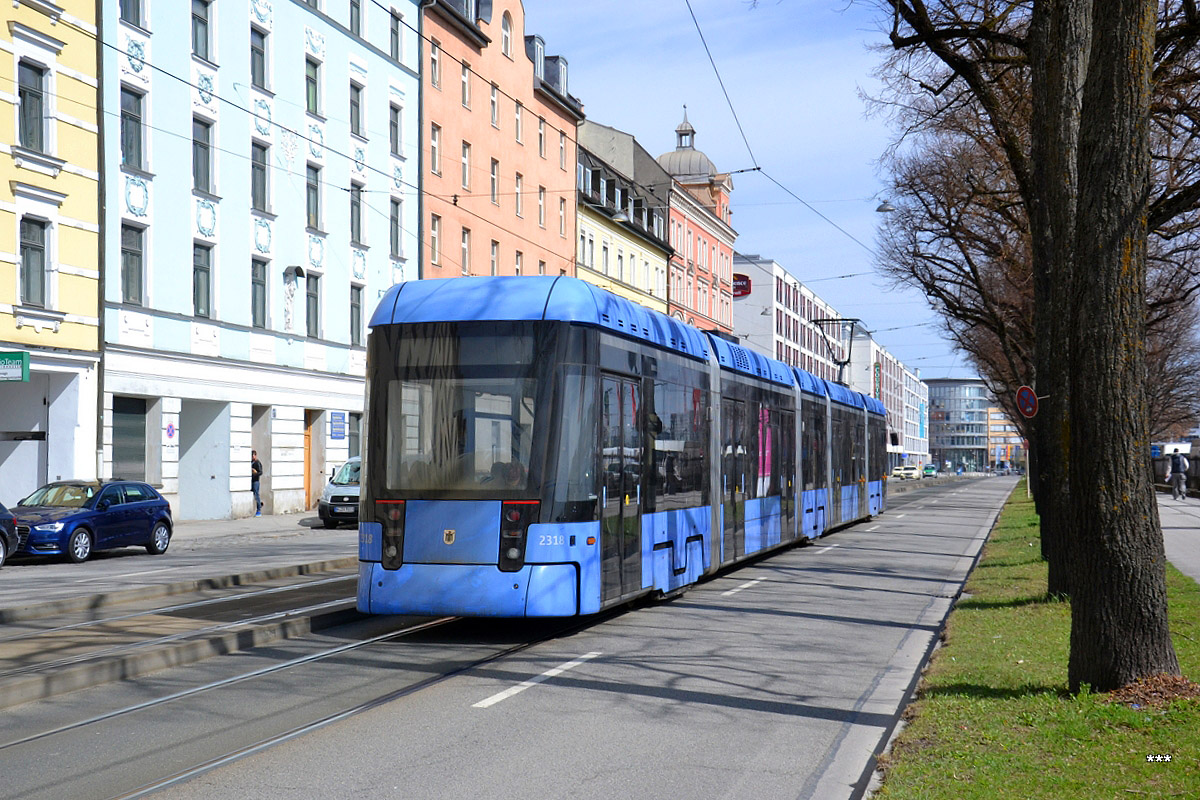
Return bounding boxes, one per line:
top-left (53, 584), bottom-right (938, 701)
top-left (357, 276), bottom-right (887, 617)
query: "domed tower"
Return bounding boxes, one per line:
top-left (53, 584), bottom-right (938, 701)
top-left (655, 107), bottom-right (737, 332)
top-left (656, 107), bottom-right (720, 182)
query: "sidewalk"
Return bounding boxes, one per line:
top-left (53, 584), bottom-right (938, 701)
top-left (1157, 491), bottom-right (1200, 583)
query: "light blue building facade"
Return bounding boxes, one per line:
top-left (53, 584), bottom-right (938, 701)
top-left (101, 0), bottom-right (421, 518)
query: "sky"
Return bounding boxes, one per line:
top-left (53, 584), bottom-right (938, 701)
top-left (518, 0), bottom-right (975, 380)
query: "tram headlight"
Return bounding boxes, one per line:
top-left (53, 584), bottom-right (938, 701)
top-left (506, 547), bottom-right (521, 560)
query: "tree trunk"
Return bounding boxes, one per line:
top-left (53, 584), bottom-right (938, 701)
top-left (1029, 0), bottom-right (1090, 599)
top-left (1067, 0), bottom-right (1179, 692)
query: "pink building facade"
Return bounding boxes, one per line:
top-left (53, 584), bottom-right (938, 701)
top-left (657, 112), bottom-right (735, 333)
top-left (421, 0), bottom-right (583, 280)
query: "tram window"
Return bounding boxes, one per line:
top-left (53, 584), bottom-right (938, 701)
top-left (385, 376), bottom-right (538, 493)
top-left (648, 378), bottom-right (708, 512)
top-left (551, 367), bottom-right (599, 522)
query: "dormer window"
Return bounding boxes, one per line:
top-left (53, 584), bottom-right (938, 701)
top-left (463, 0), bottom-right (477, 20)
top-left (558, 59), bottom-right (568, 93)
top-left (534, 39), bottom-right (544, 79)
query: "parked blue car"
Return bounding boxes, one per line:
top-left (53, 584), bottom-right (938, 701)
top-left (0, 501), bottom-right (17, 568)
top-left (13, 480), bottom-right (173, 563)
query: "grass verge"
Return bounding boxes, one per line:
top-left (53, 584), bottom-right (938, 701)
top-left (873, 482), bottom-right (1200, 799)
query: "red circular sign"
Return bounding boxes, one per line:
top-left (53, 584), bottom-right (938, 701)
top-left (1016, 385), bottom-right (1038, 419)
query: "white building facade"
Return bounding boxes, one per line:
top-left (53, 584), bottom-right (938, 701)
top-left (730, 253), bottom-right (850, 384)
top-left (101, 0), bottom-right (421, 518)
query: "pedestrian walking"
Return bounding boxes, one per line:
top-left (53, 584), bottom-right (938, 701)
top-left (251, 449), bottom-right (264, 516)
top-left (1167, 447), bottom-right (1190, 501)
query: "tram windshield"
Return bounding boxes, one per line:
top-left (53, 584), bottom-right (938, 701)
top-left (374, 322), bottom-right (553, 495)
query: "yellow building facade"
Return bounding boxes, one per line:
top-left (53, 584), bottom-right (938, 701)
top-left (1, 0), bottom-right (101, 501)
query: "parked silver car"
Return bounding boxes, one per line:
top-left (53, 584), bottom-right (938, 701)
top-left (318, 457), bottom-right (360, 528)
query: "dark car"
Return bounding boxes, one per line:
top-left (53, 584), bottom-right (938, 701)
top-left (0, 501), bottom-right (17, 568)
top-left (13, 480), bottom-right (173, 563)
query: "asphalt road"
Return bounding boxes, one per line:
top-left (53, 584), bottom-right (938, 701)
top-left (127, 478), bottom-right (1013, 800)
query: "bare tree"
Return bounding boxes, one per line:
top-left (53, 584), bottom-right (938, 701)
top-left (872, 0), bottom-right (1194, 690)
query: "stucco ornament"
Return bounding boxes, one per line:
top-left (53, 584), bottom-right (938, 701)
top-left (254, 219), bottom-right (272, 254)
top-left (196, 199), bottom-right (216, 237)
top-left (125, 175), bottom-right (149, 217)
top-left (283, 272), bottom-right (296, 332)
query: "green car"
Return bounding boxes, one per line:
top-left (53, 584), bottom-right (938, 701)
top-left (922, 465), bottom-right (939, 478)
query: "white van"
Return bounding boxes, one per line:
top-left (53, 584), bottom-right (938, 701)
top-left (318, 456), bottom-right (360, 528)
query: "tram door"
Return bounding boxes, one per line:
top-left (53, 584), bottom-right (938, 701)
top-left (722, 399), bottom-right (746, 562)
top-left (600, 376), bottom-right (643, 602)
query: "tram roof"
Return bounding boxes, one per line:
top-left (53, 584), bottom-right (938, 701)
top-left (369, 276), bottom-right (711, 362)
top-left (864, 396), bottom-right (887, 416)
top-left (707, 335), bottom-right (795, 387)
top-left (825, 380), bottom-right (866, 410)
top-left (790, 366), bottom-right (826, 397)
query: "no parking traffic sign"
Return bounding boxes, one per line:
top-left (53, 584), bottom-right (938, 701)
top-left (1016, 385), bottom-right (1039, 419)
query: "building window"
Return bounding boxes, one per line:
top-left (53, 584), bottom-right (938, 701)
top-left (515, 103), bottom-right (523, 142)
top-left (461, 141), bottom-right (471, 189)
top-left (390, 14), bottom-right (402, 60)
top-left (350, 0), bottom-right (361, 35)
top-left (17, 62), bottom-right (46, 153)
top-left (538, 118), bottom-right (545, 158)
top-left (250, 28), bottom-right (268, 89)
top-left (306, 164), bottom-right (321, 229)
top-left (350, 285), bottom-right (363, 346)
top-left (251, 258), bottom-right (267, 328)
top-left (559, 197), bottom-right (566, 236)
top-left (251, 141), bottom-right (269, 211)
top-left (389, 104), bottom-right (402, 156)
top-left (120, 87), bottom-right (144, 169)
top-left (461, 62), bottom-right (471, 108)
top-left (490, 84), bottom-right (498, 127)
top-left (192, 117), bottom-right (212, 193)
top-left (350, 182), bottom-right (363, 243)
top-left (349, 83), bottom-right (363, 137)
top-left (192, 0), bottom-right (211, 61)
top-left (538, 259), bottom-right (546, 276)
top-left (430, 123), bottom-right (440, 174)
top-left (490, 159), bottom-right (499, 204)
top-left (460, 227), bottom-right (470, 275)
top-left (430, 214), bottom-right (440, 264)
top-left (501, 12), bottom-right (512, 56)
top-left (305, 58), bottom-right (320, 115)
top-left (20, 217), bottom-right (47, 308)
top-left (514, 251), bottom-right (523, 275)
top-left (430, 41), bottom-right (440, 88)
top-left (390, 198), bottom-right (402, 258)
top-left (121, 224), bottom-right (143, 305)
top-left (306, 274), bottom-right (320, 337)
top-left (490, 240), bottom-right (499, 275)
top-left (193, 243), bottom-right (211, 318)
top-left (120, 0), bottom-right (141, 26)
top-left (538, 186), bottom-right (545, 227)
top-left (560, 131), bottom-right (567, 170)
top-left (515, 173), bottom-right (523, 216)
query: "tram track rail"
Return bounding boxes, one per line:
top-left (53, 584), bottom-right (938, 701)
top-left (0, 607), bottom-right (609, 800)
top-left (108, 612), bottom-right (605, 800)
top-left (0, 572), bottom-right (361, 711)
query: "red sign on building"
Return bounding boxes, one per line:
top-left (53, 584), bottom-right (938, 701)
top-left (732, 274), bottom-right (751, 298)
